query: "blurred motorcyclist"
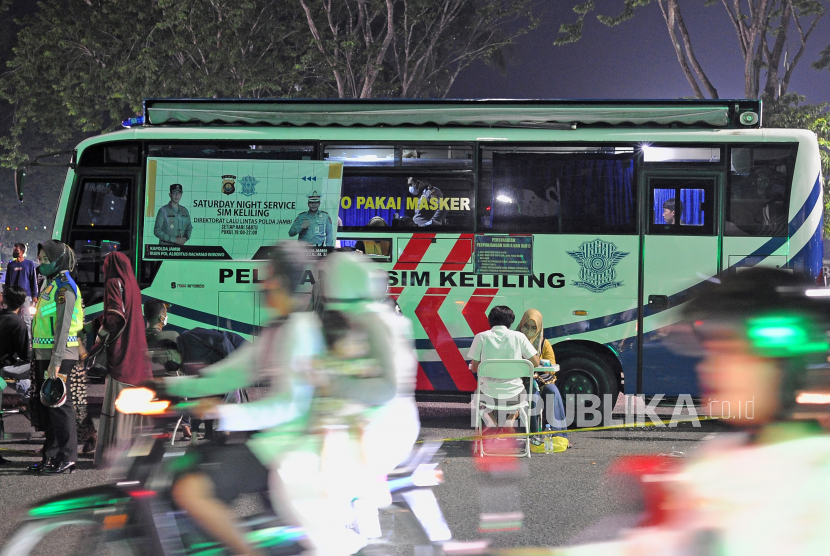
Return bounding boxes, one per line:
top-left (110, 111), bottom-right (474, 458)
top-left (557, 268), bottom-right (830, 555)
top-left (273, 252), bottom-right (420, 556)
top-left (160, 242), bottom-right (321, 556)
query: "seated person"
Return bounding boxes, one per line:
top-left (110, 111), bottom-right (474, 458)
top-left (406, 177), bottom-right (446, 227)
top-left (516, 309), bottom-right (567, 437)
top-left (144, 299), bottom-right (189, 439)
top-left (468, 305), bottom-right (539, 428)
top-left (144, 299), bottom-right (181, 377)
top-left (0, 285), bottom-right (31, 397)
top-left (354, 216), bottom-right (391, 256)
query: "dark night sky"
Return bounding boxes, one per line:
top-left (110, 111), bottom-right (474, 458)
top-left (450, 2), bottom-right (830, 104)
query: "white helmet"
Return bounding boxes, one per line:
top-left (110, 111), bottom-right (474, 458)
top-left (322, 253), bottom-right (386, 308)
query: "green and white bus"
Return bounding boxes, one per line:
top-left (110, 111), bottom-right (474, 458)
top-left (19, 99), bottom-right (824, 410)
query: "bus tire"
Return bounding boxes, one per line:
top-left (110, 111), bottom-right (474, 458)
top-left (556, 349), bottom-right (619, 428)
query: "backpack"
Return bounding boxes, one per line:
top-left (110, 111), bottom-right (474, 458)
top-left (177, 328), bottom-right (248, 375)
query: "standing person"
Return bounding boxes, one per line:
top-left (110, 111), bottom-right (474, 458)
top-left (516, 309), bottom-right (568, 438)
top-left (92, 251), bottom-right (152, 468)
top-left (288, 190), bottom-right (333, 246)
top-left (28, 240), bottom-right (82, 474)
top-left (4, 242), bottom-right (38, 339)
top-left (154, 183), bottom-right (192, 246)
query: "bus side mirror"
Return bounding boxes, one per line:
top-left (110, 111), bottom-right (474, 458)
top-left (14, 166), bottom-right (26, 202)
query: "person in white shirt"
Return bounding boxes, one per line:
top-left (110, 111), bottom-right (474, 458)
top-left (468, 305), bottom-right (540, 426)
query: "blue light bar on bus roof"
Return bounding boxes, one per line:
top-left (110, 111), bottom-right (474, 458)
top-left (121, 116), bottom-right (145, 128)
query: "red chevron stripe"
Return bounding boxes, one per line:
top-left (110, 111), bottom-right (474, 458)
top-left (462, 288), bottom-right (499, 335)
top-left (388, 286), bottom-right (405, 301)
top-left (394, 233), bottom-right (435, 270)
top-left (415, 291), bottom-right (477, 391)
top-left (416, 363), bottom-right (434, 391)
top-left (441, 234), bottom-right (474, 271)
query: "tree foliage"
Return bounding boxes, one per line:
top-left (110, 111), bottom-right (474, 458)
top-left (277, 0), bottom-right (537, 98)
top-left (555, 0), bottom-right (827, 101)
top-left (0, 0), bottom-right (324, 168)
top-left (0, 0), bottom-right (539, 167)
top-left (765, 94), bottom-right (830, 236)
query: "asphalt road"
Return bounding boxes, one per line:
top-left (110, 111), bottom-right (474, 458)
top-left (0, 388), bottom-right (726, 552)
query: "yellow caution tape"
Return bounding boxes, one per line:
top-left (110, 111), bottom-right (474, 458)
top-left (418, 416), bottom-right (718, 443)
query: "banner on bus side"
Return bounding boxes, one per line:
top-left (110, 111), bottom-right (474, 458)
top-left (142, 158), bottom-right (344, 260)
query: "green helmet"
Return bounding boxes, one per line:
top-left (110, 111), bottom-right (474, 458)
top-left (681, 267), bottom-right (830, 414)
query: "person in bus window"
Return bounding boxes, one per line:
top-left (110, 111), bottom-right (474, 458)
top-left (354, 216), bottom-right (391, 256)
top-left (662, 198), bottom-right (682, 225)
top-left (154, 183), bottom-right (192, 246)
top-left (407, 177), bottom-right (446, 226)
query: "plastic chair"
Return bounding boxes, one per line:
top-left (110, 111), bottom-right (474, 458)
top-left (474, 359), bottom-right (534, 458)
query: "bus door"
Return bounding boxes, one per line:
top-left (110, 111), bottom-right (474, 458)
top-left (64, 171), bottom-right (139, 306)
top-left (639, 171), bottom-right (720, 397)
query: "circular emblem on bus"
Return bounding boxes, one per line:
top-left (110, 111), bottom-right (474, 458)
top-left (567, 239), bottom-right (629, 293)
top-left (222, 174), bottom-right (236, 195)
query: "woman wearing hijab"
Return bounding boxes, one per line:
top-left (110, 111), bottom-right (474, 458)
top-left (28, 240), bottom-right (82, 473)
top-left (92, 251), bottom-right (152, 467)
top-left (516, 309), bottom-right (568, 438)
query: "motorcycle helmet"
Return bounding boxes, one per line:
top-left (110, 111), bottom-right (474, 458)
top-left (676, 267), bottom-right (830, 416)
top-left (40, 377), bottom-right (67, 408)
top-left (322, 253), bottom-right (386, 308)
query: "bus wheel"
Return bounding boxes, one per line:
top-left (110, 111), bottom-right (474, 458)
top-left (557, 349), bottom-right (619, 427)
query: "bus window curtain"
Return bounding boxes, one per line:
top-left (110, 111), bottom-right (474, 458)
top-left (653, 188), bottom-right (675, 224)
top-left (681, 189), bottom-right (704, 226)
top-left (338, 176), bottom-right (405, 227)
top-left (492, 153), bottom-right (635, 233)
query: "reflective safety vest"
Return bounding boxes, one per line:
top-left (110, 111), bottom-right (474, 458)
top-left (32, 271), bottom-right (84, 349)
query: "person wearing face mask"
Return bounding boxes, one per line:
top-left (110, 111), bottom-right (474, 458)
top-left (407, 177), bottom-right (446, 227)
top-left (144, 299), bottom-right (190, 440)
top-left (29, 240), bottom-right (82, 474)
top-left (4, 242), bottom-right (38, 340)
top-left (144, 299), bottom-right (181, 377)
top-left (516, 309), bottom-right (568, 440)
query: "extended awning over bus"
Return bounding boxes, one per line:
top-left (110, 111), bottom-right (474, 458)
top-left (142, 99), bottom-right (762, 129)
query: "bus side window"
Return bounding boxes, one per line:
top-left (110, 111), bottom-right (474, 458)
top-left (725, 146), bottom-right (795, 237)
top-left (338, 173), bottom-right (474, 232)
top-left (648, 178), bottom-right (715, 235)
top-left (481, 150), bottom-right (637, 234)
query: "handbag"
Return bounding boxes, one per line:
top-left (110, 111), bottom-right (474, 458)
top-left (84, 279), bottom-right (127, 379)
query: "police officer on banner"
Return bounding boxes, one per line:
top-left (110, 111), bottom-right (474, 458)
top-left (288, 190), bottom-right (333, 246)
top-left (154, 183), bottom-right (193, 246)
